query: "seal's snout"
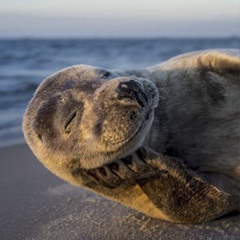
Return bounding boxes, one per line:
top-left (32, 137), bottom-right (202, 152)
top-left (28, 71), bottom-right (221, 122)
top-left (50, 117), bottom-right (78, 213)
top-left (116, 80), bottom-right (148, 108)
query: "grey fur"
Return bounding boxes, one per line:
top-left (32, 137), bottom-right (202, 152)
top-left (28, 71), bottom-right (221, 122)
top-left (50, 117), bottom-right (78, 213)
top-left (23, 49), bottom-right (240, 223)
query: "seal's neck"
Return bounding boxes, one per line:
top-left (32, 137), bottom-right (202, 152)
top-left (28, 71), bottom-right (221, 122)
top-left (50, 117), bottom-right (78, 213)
top-left (115, 67), bottom-right (163, 87)
top-left (115, 68), bottom-right (150, 79)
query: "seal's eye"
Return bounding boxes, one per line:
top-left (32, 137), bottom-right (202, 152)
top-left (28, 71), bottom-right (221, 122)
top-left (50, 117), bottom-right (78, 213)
top-left (64, 111), bottom-right (77, 133)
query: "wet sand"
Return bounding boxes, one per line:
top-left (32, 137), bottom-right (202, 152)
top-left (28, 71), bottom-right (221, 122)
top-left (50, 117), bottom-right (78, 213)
top-left (0, 143), bottom-right (239, 240)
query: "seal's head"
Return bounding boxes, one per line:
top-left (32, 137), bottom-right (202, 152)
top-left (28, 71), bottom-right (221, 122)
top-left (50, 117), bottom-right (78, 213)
top-left (23, 65), bottom-right (159, 173)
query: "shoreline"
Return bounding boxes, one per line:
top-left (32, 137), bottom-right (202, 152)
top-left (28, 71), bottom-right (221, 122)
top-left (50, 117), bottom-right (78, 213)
top-left (0, 143), bottom-right (239, 239)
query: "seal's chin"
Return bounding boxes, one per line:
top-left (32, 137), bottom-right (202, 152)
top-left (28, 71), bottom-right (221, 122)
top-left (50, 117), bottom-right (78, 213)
top-left (113, 109), bottom-right (154, 157)
top-left (124, 109), bottom-right (153, 147)
top-left (81, 108), bottom-right (154, 169)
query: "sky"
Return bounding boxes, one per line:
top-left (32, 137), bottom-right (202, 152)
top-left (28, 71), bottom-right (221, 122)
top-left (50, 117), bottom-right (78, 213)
top-left (0, 0), bottom-right (239, 38)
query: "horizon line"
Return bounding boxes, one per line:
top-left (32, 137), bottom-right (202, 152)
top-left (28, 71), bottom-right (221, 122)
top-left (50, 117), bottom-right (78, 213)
top-left (0, 35), bottom-right (239, 40)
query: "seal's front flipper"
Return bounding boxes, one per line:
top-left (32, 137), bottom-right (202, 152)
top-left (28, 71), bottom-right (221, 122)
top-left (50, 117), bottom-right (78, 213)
top-left (73, 149), bottom-right (160, 189)
top-left (135, 147), bottom-right (239, 223)
top-left (69, 147), bottom-right (238, 223)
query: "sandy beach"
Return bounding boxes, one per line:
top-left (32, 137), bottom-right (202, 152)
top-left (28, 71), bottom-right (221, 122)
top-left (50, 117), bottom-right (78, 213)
top-left (0, 143), bottom-right (239, 240)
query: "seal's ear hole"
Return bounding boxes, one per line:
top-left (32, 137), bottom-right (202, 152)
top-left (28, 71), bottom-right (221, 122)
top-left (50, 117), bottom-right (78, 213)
top-left (60, 96), bottom-right (68, 104)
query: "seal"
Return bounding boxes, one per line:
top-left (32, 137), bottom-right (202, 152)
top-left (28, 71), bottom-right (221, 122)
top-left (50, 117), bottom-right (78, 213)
top-left (23, 49), bottom-right (240, 223)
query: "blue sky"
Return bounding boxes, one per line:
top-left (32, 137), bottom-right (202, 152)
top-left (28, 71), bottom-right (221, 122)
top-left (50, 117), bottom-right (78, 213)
top-left (0, 0), bottom-right (239, 38)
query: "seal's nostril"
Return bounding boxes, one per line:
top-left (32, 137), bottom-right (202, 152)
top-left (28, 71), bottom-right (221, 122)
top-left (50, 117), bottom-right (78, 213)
top-left (117, 80), bottom-right (148, 107)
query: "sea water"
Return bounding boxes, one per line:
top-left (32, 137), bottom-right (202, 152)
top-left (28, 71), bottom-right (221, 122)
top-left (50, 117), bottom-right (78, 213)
top-left (0, 38), bottom-right (239, 147)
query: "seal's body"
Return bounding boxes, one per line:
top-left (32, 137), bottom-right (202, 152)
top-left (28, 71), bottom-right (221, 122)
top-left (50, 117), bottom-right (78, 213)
top-left (134, 50), bottom-right (240, 196)
top-left (23, 50), bottom-right (240, 223)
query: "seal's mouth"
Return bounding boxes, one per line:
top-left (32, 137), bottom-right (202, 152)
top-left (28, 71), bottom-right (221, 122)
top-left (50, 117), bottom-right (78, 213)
top-left (107, 108), bottom-right (154, 159)
top-left (127, 108), bottom-right (153, 142)
top-left (98, 79), bottom-right (157, 155)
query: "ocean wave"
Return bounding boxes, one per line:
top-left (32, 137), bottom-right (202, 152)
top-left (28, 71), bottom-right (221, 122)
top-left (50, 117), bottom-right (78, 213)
top-left (0, 38), bottom-right (239, 147)
top-left (0, 80), bottom-right (38, 95)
